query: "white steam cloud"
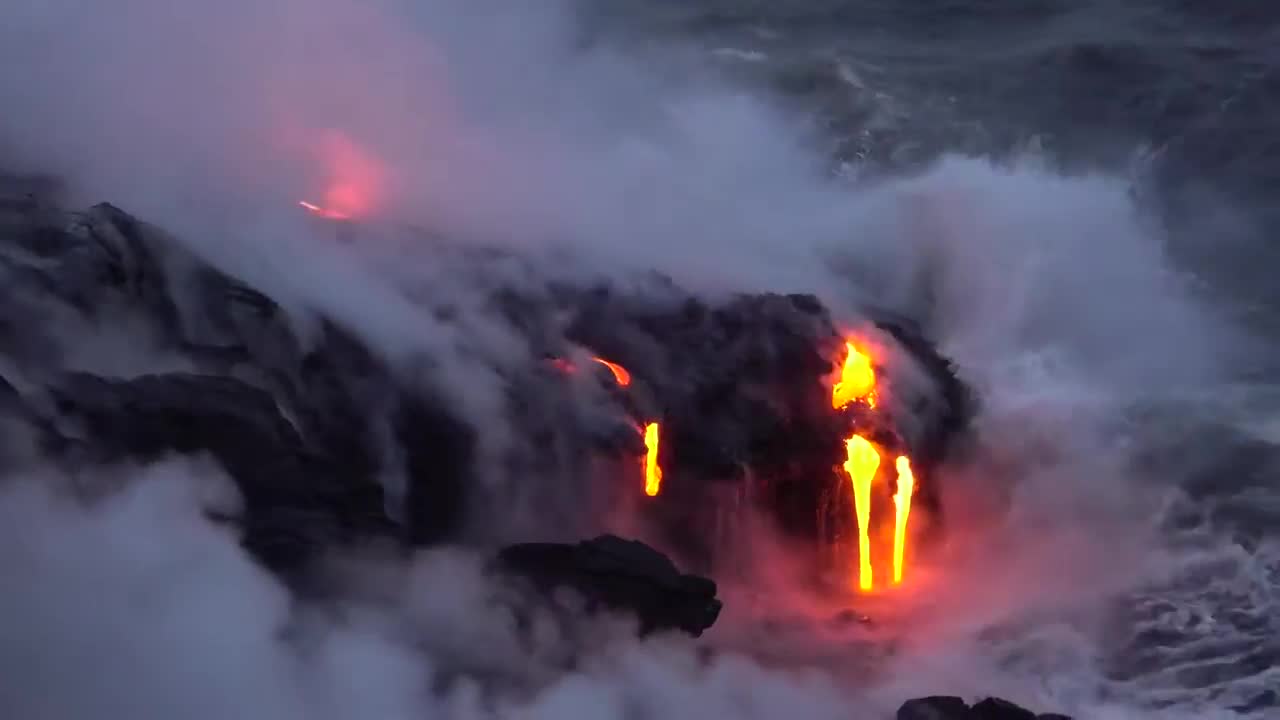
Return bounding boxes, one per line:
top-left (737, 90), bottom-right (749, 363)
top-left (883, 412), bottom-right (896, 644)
top-left (0, 0), bottom-right (1256, 718)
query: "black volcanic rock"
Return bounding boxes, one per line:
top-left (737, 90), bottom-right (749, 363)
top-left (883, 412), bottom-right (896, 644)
top-left (44, 371), bottom-right (399, 573)
top-left (897, 696), bottom-right (1072, 720)
top-left (970, 697), bottom-right (1038, 720)
top-left (898, 696), bottom-right (974, 720)
top-left (495, 534), bottom-right (722, 637)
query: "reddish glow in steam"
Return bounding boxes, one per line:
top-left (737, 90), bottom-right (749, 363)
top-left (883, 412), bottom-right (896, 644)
top-left (299, 131), bottom-right (385, 220)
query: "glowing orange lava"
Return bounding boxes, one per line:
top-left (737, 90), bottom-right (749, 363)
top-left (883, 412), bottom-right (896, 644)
top-left (591, 357), bottom-right (632, 386)
top-left (832, 341), bottom-right (876, 410)
top-left (643, 421), bottom-right (663, 497)
top-left (842, 433), bottom-right (880, 591)
top-left (834, 336), bottom-right (916, 590)
top-left (892, 455), bottom-right (914, 585)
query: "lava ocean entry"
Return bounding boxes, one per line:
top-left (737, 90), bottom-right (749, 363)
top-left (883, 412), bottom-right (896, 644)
top-left (537, 292), bottom-right (972, 592)
top-left (287, 134), bottom-right (950, 588)
top-left (281, 132), bottom-right (963, 591)
top-left (834, 341), bottom-right (919, 590)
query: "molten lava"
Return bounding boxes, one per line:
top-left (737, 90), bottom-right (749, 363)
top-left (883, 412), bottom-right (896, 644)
top-left (832, 341), bottom-right (876, 409)
top-left (892, 455), bottom-right (915, 585)
top-left (834, 336), bottom-right (915, 590)
top-left (546, 354), bottom-right (658, 495)
top-left (843, 434), bottom-right (880, 591)
top-left (643, 422), bottom-right (663, 497)
top-left (545, 355), bottom-right (633, 387)
top-left (591, 357), bottom-right (632, 386)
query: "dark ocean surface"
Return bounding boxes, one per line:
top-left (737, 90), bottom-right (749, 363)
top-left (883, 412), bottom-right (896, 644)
top-left (588, 0), bottom-right (1280, 331)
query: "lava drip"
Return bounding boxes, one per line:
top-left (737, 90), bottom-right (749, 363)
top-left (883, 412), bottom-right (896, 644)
top-left (842, 434), bottom-right (880, 591)
top-left (834, 338), bottom-right (916, 590)
top-left (643, 421), bottom-right (663, 497)
top-left (892, 455), bottom-right (914, 584)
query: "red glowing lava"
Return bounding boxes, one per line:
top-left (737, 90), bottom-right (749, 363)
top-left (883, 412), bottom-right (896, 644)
top-left (299, 130), bottom-right (385, 220)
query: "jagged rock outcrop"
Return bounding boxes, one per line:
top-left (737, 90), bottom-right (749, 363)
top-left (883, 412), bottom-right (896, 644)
top-left (496, 534), bottom-right (722, 637)
top-left (43, 371), bottom-right (399, 573)
top-left (897, 696), bottom-right (1072, 720)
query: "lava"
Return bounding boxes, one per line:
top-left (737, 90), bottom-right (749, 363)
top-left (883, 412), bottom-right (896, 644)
top-left (298, 200), bottom-right (353, 220)
top-left (842, 433), bottom-right (880, 591)
top-left (546, 354), bottom-right (658, 495)
top-left (832, 341), bottom-right (876, 409)
top-left (643, 421), bottom-right (663, 497)
top-left (833, 336), bottom-right (917, 589)
top-left (591, 357), bottom-right (632, 386)
top-left (892, 455), bottom-right (914, 585)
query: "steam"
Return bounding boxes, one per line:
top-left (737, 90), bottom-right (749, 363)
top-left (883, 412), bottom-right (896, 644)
top-left (0, 0), bottom-right (843, 297)
top-left (0, 0), bottom-right (1260, 718)
top-left (0, 460), bottom-right (859, 720)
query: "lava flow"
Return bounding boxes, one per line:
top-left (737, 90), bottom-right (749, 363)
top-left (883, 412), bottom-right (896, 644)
top-left (834, 338), bottom-right (915, 590)
top-left (843, 434), bottom-right (880, 591)
top-left (892, 455), bottom-right (914, 584)
top-left (643, 421), bottom-right (663, 497)
top-left (832, 341), bottom-right (876, 410)
top-left (591, 357), bottom-right (631, 386)
top-left (546, 354), bottom-right (659, 495)
top-left (544, 355), bottom-right (632, 386)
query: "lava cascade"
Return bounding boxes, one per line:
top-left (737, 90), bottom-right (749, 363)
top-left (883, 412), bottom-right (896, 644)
top-left (834, 339), bottom-right (916, 590)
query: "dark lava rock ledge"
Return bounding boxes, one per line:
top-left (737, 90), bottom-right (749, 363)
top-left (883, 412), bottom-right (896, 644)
top-left (899, 695), bottom-right (1073, 720)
